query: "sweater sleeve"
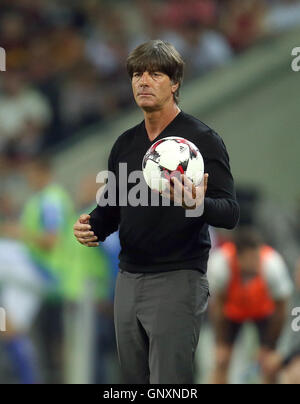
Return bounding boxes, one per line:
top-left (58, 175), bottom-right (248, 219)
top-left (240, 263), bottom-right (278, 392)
top-left (202, 131), bottom-right (240, 229)
top-left (89, 143), bottom-right (121, 242)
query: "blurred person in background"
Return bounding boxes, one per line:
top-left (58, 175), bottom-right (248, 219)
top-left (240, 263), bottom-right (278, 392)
top-left (264, 0), bottom-right (300, 34)
top-left (208, 227), bottom-right (293, 384)
top-left (161, 0), bottom-right (233, 76)
top-left (0, 70), bottom-right (52, 165)
top-left (83, 4), bottom-right (133, 113)
top-left (59, 63), bottom-right (116, 136)
top-left (0, 239), bottom-right (43, 384)
top-left (0, 11), bottom-right (30, 71)
top-left (218, 0), bottom-right (267, 53)
top-left (84, 5), bottom-right (129, 78)
top-left (271, 259), bottom-right (300, 384)
top-left (2, 157), bottom-right (75, 383)
top-left (0, 194), bottom-right (45, 384)
top-left (74, 176), bottom-right (120, 384)
top-left (177, 19), bottom-right (233, 77)
top-left (280, 348), bottom-right (300, 384)
top-left (95, 231), bottom-right (121, 383)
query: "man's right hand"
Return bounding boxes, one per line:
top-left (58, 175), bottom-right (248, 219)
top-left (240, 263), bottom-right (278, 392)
top-left (73, 214), bottom-right (99, 247)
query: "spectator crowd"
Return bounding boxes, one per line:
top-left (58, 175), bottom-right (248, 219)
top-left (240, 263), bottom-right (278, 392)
top-left (0, 0), bottom-right (300, 167)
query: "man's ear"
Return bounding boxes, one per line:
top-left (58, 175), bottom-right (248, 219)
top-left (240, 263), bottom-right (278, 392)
top-left (171, 82), bottom-right (179, 94)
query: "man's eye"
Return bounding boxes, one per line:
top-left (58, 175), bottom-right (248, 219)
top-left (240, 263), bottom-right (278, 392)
top-left (133, 73), bottom-right (141, 77)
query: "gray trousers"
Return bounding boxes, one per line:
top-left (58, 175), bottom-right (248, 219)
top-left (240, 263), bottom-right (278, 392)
top-left (114, 268), bottom-right (209, 384)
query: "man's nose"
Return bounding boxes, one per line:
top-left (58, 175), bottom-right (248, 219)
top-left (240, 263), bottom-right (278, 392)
top-left (140, 72), bottom-right (150, 85)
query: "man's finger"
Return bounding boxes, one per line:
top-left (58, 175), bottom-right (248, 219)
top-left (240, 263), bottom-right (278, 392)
top-left (182, 175), bottom-right (197, 201)
top-left (74, 223), bottom-right (91, 231)
top-left (183, 189), bottom-right (196, 208)
top-left (77, 236), bottom-right (98, 243)
top-left (161, 182), bottom-right (174, 201)
top-left (204, 173), bottom-right (209, 194)
top-left (168, 181), bottom-right (175, 200)
top-left (76, 234), bottom-right (96, 241)
top-left (79, 214), bottom-right (91, 223)
top-left (78, 236), bottom-right (98, 244)
top-left (74, 231), bottom-right (94, 238)
top-left (171, 177), bottom-right (185, 201)
top-left (172, 175), bottom-right (200, 209)
top-left (87, 242), bottom-right (99, 247)
top-left (182, 175), bottom-right (194, 190)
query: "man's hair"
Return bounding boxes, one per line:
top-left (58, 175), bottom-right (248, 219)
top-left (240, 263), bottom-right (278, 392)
top-left (233, 227), bottom-right (263, 254)
top-left (126, 39), bottom-right (185, 104)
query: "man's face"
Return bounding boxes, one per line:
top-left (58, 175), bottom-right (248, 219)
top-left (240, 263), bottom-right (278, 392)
top-left (237, 247), bottom-right (261, 278)
top-left (132, 70), bottom-right (179, 112)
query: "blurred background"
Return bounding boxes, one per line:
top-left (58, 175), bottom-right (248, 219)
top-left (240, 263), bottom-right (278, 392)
top-left (0, 0), bottom-right (300, 384)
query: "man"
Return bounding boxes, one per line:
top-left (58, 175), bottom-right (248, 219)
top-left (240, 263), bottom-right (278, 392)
top-left (73, 40), bottom-right (239, 384)
top-left (208, 228), bottom-right (293, 384)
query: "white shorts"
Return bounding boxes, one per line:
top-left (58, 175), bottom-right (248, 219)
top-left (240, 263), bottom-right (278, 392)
top-left (0, 240), bottom-right (45, 332)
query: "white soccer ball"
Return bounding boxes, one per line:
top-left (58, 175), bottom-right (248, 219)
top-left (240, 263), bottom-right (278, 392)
top-left (142, 136), bottom-right (204, 193)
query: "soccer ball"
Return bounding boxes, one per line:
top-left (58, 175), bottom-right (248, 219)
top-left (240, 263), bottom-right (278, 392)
top-left (142, 136), bottom-right (204, 193)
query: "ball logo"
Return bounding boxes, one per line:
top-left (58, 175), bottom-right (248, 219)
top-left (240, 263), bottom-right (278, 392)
top-left (0, 307), bottom-right (6, 332)
top-left (0, 47), bottom-right (6, 72)
top-left (291, 47), bottom-right (300, 72)
top-left (291, 307), bottom-right (300, 332)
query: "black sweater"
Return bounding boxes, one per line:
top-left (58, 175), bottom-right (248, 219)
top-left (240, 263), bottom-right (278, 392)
top-left (90, 111), bottom-right (239, 274)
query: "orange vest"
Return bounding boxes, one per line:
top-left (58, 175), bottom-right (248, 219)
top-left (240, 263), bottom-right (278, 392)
top-left (222, 242), bottom-right (275, 322)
